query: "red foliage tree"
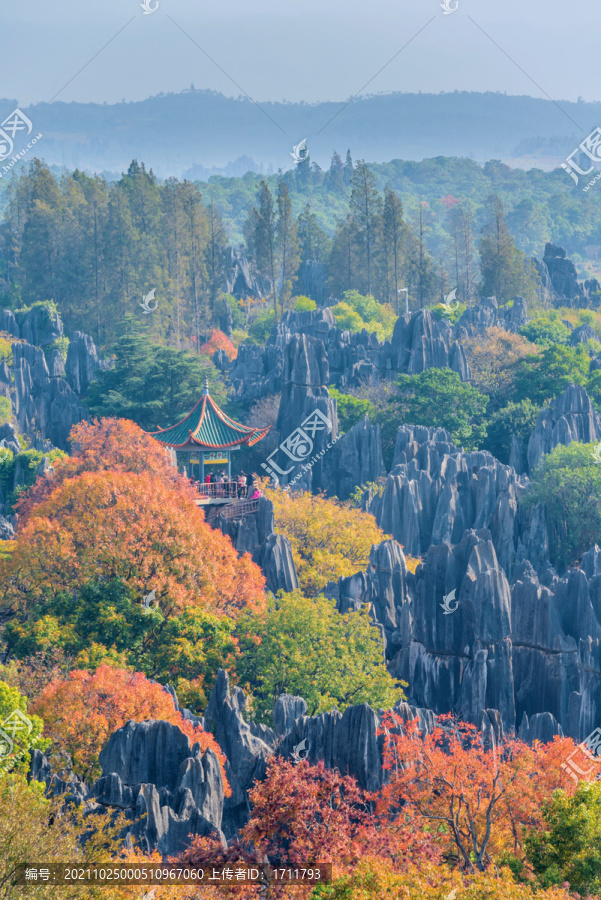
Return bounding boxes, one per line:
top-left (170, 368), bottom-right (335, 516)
top-left (377, 713), bottom-right (578, 872)
top-left (199, 329), bottom-right (237, 361)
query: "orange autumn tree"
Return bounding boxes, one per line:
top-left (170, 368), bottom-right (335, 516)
top-left (377, 713), bottom-right (578, 873)
top-left (16, 417), bottom-right (183, 522)
top-left (1, 469), bottom-right (265, 616)
top-left (32, 664), bottom-right (230, 788)
top-left (199, 329), bottom-right (237, 361)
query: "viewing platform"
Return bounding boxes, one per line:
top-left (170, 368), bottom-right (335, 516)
top-left (194, 482), bottom-right (239, 505)
top-left (145, 376), bottom-right (270, 506)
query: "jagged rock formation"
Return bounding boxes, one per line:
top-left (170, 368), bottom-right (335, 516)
top-left (391, 309), bottom-right (470, 381)
top-left (569, 323), bottom-right (601, 345)
top-left (0, 308), bottom-right (106, 450)
top-left (320, 417), bottom-right (385, 500)
top-left (30, 676), bottom-right (447, 852)
top-left (225, 250), bottom-right (272, 300)
top-left (535, 243), bottom-right (600, 307)
top-left (65, 331), bottom-right (110, 395)
top-left (32, 721), bottom-right (226, 856)
top-left (325, 521), bottom-right (601, 744)
top-left (203, 670), bottom-right (274, 838)
top-left (208, 497), bottom-right (299, 593)
top-left (0, 305), bottom-right (63, 347)
top-left (270, 333), bottom-right (338, 492)
top-left (226, 305), bottom-right (473, 406)
top-left (369, 425), bottom-right (536, 577)
top-left (0, 422), bottom-right (21, 455)
top-left (527, 383), bottom-right (601, 472)
top-left (252, 533), bottom-right (299, 593)
top-left (8, 343), bottom-right (88, 449)
top-left (455, 296), bottom-right (528, 335)
top-left (297, 260), bottom-right (328, 303)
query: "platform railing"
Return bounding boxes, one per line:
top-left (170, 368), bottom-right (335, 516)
top-left (210, 499), bottom-right (259, 520)
top-left (196, 481), bottom-right (239, 500)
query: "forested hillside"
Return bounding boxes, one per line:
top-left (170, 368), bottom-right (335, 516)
top-left (3, 150), bottom-right (601, 899)
top-left (0, 155), bottom-right (587, 352)
top-left (5, 89), bottom-right (600, 175)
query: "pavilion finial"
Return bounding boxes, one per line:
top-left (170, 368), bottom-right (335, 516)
top-left (202, 375), bottom-right (210, 396)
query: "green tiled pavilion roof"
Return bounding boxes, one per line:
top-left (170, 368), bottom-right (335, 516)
top-left (147, 382), bottom-right (270, 450)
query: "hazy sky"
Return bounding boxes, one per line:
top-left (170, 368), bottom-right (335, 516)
top-left (3, 0), bottom-right (599, 107)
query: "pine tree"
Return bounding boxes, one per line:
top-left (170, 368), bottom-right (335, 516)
top-left (297, 204), bottom-right (331, 264)
top-left (244, 181), bottom-right (278, 320)
top-left (204, 193), bottom-right (229, 335)
top-left (329, 214), bottom-right (359, 297)
top-left (328, 150), bottom-right (344, 187)
top-left (479, 194), bottom-right (540, 304)
top-left (382, 186), bottom-right (406, 310)
top-left (349, 161), bottom-right (382, 296)
top-left (276, 181), bottom-right (300, 308)
top-left (343, 149), bottom-right (353, 185)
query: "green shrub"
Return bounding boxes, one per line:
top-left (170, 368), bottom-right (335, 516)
top-left (331, 301), bottom-right (365, 333)
top-left (44, 337), bottom-right (69, 362)
top-left (430, 301), bottom-right (466, 324)
top-left (519, 311), bottom-right (571, 347)
top-left (247, 310), bottom-right (276, 344)
top-left (524, 442), bottom-right (601, 569)
top-left (0, 335), bottom-right (13, 365)
top-left (328, 387), bottom-right (375, 433)
top-left (294, 295), bottom-right (317, 312)
top-left (0, 397), bottom-right (11, 427)
top-left (484, 399), bottom-right (541, 465)
top-left (389, 368), bottom-right (488, 450)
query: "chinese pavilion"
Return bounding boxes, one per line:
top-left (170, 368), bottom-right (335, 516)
top-left (147, 378), bottom-right (270, 498)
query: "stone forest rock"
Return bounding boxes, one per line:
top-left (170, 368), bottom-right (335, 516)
top-left (527, 383), bottom-right (601, 472)
top-left (320, 417), bottom-right (385, 500)
top-left (207, 496), bottom-right (299, 593)
top-left (226, 303), bottom-right (478, 404)
top-left (0, 307), bottom-right (107, 450)
top-left (65, 331), bottom-right (109, 396)
top-left (203, 670), bottom-right (273, 838)
top-left (372, 425), bottom-right (533, 576)
top-left (11, 342), bottom-right (88, 449)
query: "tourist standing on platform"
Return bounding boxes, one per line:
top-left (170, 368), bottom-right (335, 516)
top-left (237, 472), bottom-right (246, 499)
top-left (245, 472), bottom-right (254, 497)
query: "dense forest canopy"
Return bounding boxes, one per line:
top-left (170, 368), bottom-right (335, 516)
top-left (0, 155), bottom-right (558, 350)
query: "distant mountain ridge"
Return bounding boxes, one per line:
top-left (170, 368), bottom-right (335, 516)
top-left (0, 89), bottom-right (599, 177)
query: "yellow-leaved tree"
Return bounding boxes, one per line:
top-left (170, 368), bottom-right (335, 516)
top-left (264, 486), bottom-right (414, 594)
